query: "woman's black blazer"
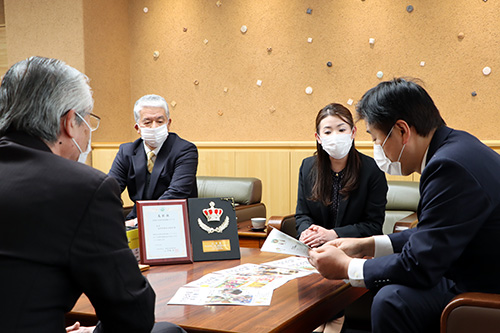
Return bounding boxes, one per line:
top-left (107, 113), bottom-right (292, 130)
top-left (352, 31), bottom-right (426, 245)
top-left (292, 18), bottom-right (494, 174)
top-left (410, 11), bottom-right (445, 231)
top-left (295, 152), bottom-right (388, 238)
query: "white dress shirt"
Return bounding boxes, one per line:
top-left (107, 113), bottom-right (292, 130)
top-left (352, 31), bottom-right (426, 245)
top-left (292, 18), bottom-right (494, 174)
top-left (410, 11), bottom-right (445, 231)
top-left (347, 148), bottom-right (428, 288)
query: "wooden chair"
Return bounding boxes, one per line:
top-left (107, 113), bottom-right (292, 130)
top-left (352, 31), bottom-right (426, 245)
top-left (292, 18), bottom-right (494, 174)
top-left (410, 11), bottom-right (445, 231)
top-left (268, 214), bottom-right (296, 237)
top-left (441, 292), bottom-right (500, 333)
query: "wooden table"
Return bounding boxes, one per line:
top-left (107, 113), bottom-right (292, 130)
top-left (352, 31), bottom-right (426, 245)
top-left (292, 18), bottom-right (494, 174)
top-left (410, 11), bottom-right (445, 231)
top-left (68, 248), bottom-right (367, 333)
top-left (237, 220), bottom-right (267, 248)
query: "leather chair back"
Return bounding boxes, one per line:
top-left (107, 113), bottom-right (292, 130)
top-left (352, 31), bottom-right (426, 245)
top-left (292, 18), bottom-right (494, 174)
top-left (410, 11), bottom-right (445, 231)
top-left (384, 181), bottom-right (420, 234)
top-left (197, 176), bottom-right (262, 205)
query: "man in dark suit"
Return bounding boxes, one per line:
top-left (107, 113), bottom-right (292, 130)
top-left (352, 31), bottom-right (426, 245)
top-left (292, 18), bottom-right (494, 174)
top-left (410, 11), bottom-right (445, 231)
top-left (0, 56), bottom-right (184, 332)
top-left (309, 78), bottom-right (500, 332)
top-left (109, 94), bottom-right (198, 225)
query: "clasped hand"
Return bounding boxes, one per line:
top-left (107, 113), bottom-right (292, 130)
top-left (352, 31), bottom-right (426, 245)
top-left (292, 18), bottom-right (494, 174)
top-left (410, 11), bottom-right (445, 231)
top-left (299, 225), bottom-right (338, 247)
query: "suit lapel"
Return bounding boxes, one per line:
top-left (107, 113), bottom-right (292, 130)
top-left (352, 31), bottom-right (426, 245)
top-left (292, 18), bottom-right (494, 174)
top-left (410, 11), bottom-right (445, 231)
top-left (145, 134), bottom-right (174, 199)
top-left (132, 143), bottom-right (148, 200)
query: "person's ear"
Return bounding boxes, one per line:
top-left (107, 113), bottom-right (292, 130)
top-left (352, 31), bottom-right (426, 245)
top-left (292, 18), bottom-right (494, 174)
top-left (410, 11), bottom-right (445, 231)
top-left (395, 120), bottom-right (411, 145)
top-left (167, 118), bottom-right (172, 131)
top-left (134, 123), bottom-right (141, 135)
top-left (315, 132), bottom-right (322, 145)
top-left (62, 110), bottom-right (78, 139)
top-left (351, 126), bottom-right (357, 139)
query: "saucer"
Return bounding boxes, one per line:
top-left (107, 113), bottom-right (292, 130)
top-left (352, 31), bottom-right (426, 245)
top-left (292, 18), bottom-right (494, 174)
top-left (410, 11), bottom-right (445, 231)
top-left (249, 226), bottom-right (266, 232)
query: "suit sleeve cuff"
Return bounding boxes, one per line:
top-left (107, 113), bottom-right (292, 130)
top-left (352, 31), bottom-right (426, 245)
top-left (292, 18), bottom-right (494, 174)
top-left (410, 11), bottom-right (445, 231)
top-left (373, 235), bottom-right (393, 258)
top-left (348, 258), bottom-right (366, 288)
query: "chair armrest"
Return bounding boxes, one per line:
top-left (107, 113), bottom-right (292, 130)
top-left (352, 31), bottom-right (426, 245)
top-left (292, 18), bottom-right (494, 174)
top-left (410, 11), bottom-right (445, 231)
top-left (268, 214), bottom-right (297, 238)
top-left (392, 212), bottom-right (418, 233)
top-left (234, 202), bottom-right (266, 222)
top-left (441, 292), bottom-right (500, 333)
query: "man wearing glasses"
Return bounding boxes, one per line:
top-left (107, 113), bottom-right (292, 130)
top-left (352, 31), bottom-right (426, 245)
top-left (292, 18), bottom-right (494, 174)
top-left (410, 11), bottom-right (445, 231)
top-left (63, 110), bottom-right (101, 163)
top-left (0, 56), bottom-right (184, 333)
top-left (309, 78), bottom-right (500, 333)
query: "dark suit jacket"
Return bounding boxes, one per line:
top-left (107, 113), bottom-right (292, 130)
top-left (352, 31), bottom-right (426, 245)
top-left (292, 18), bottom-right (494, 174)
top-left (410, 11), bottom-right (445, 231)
top-left (109, 132), bottom-right (198, 219)
top-left (0, 131), bottom-right (155, 333)
top-left (295, 152), bottom-right (388, 238)
top-left (364, 126), bottom-right (500, 294)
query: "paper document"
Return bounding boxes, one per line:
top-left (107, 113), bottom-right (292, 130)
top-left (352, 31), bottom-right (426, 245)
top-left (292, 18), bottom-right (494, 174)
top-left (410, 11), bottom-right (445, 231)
top-left (169, 286), bottom-right (274, 306)
top-left (261, 228), bottom-right (311, 257)
top-left (263, 256), bottom-right (317, 273)
top-left (168, 257), bottom-right (315, 306)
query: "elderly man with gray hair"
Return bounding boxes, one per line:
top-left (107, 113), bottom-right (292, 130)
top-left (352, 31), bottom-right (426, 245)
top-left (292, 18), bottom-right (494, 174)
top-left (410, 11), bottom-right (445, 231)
top-left (0, 56), bottom-right (185, 333)
top-left (109, 94), bottom-right (198, 226)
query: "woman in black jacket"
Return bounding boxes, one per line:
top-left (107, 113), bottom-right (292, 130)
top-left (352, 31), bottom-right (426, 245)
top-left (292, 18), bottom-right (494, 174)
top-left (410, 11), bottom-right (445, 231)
top-left (297, 103), bottom-right (388, 248)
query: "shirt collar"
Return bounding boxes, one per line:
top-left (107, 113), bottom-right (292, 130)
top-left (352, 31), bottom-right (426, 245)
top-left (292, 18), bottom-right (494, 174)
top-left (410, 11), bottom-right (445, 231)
top-left (142, 142), bottom-right (161, 156)
top-left (420, 147), bottom-right (429, 173)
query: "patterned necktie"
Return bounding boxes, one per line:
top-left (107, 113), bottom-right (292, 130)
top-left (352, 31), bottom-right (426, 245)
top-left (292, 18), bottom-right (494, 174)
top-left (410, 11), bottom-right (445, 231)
top-left (147, 151), bottom-right (155, 173)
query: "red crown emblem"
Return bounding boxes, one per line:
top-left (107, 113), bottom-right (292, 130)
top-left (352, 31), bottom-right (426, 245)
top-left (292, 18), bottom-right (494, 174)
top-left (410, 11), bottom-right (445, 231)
top-left (203, 201), bottom-right (223, 222)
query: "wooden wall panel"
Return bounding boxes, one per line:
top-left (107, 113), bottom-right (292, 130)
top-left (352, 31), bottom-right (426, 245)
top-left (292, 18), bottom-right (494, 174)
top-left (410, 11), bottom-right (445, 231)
top-left (92, 147), bottom-right (118, 173)
top-left (197, 150), bottom-right (235, 177)
top-left (234, 150), bottom-right (290, 217)
top-left (0, 27), bottom-right (7, 75)
top-left (91, 140), bottom-right (500, 218)
top-left (92, 144), bottom-right (133, 206)
top-left (289, 149), bottom-right (316, 214)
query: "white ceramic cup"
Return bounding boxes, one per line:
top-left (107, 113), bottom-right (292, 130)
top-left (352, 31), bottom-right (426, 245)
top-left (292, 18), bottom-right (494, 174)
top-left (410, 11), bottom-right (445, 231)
top-left (250, 217), bottom-right (266, 229)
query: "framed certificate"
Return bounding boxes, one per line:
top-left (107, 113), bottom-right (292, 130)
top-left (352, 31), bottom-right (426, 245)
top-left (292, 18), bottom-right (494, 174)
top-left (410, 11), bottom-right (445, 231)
top-left (136, 199), bottom-right (193, 265)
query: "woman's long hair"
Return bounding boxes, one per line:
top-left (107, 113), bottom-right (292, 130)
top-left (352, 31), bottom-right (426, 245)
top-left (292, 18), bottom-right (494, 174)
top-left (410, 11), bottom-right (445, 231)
top-left (310, 103), bottom-right (361, 205)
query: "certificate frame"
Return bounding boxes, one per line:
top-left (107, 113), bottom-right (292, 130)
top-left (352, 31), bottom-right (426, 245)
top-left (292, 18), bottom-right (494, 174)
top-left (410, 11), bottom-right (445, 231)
top-left (136, 199), bottom-right (193, 265)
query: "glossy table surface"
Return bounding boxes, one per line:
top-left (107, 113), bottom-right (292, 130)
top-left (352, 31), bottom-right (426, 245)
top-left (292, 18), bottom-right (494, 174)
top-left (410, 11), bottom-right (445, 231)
top-left (69, 248), bottom-right (367, 333)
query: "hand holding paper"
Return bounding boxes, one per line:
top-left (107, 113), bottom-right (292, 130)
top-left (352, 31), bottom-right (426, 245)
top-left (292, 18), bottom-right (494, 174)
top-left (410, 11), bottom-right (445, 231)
top-left (261, 228), bottom-right (311, 257)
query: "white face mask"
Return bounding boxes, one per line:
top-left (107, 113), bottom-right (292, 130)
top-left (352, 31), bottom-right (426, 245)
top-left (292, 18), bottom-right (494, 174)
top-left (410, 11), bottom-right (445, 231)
top-left (320, 133), bottom-right (353, 159)
top-left (139, 124), bottom-right (169, 148)
top-left (373, 125), bottom-right (406, 176)
top-left (72, 113), bottom-right (92, 164)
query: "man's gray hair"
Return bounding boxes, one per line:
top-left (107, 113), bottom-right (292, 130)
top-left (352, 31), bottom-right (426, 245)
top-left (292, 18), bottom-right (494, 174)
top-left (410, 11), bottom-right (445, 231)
top-left (133, 94), bottom-right (169, 123)
top-left (0, 56), bottom-right (94, 143)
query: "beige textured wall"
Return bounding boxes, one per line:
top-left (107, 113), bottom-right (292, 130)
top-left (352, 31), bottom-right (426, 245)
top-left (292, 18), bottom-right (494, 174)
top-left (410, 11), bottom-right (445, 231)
top-left (127, 0), bottom-right (500, 142)
top-left (4, 0), bottom-right (85, 72)
top-left (0, 0), bottom-right (5, 25)
top-left (82, 0), bottom-right (134, 142)
top-left (3, 0), bottom-right (133, 143)
top-left (3, 0), bottom-right (500, 143)
top-left (0, 1), bottom-right (6, 75)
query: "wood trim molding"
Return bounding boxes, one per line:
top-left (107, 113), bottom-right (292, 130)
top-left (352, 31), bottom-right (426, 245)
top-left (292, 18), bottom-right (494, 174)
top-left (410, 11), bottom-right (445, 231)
top-left (92, 140), bottom-right (500, 150)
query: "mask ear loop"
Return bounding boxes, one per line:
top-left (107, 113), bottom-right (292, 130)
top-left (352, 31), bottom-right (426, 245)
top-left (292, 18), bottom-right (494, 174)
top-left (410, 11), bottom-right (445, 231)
top-left (381, 125), bottom-right (395, 148)
top-left (397, 144), bottom-right (406, 162)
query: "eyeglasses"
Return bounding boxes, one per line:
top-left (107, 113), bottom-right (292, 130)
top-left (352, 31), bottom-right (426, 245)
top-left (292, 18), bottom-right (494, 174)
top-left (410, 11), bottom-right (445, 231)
top-left (88, 113), bottom-right (101, 132)
top-left (61, 110), bottom-right (100, 132)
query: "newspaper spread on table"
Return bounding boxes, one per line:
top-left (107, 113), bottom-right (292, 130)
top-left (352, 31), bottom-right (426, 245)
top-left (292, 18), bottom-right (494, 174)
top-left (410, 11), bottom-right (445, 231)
top-left (168, 256), bottom-right (317, 306)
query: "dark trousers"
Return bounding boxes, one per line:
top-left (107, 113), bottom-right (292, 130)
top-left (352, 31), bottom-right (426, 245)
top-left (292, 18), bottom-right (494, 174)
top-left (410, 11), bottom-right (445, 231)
top-left (371, 278), bottom-right (458, 333)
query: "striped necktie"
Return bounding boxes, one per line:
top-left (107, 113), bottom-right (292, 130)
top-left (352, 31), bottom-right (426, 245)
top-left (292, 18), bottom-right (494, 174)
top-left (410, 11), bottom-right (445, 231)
top-left (147, 151), bottom-right (155, 173)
